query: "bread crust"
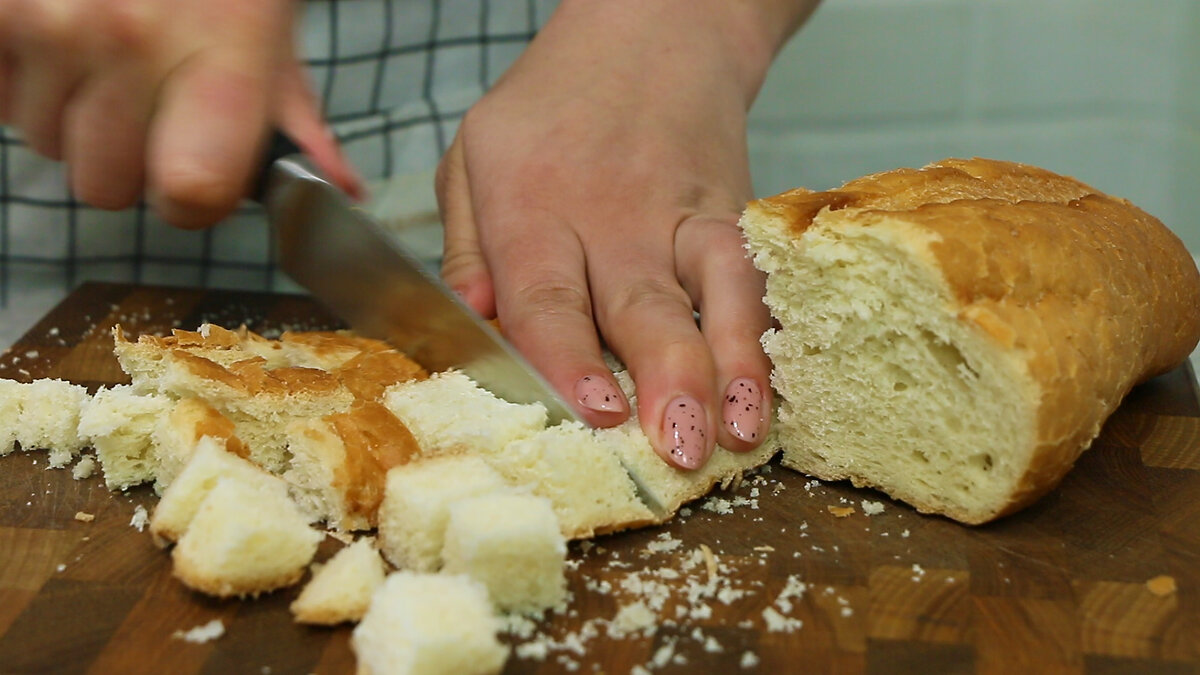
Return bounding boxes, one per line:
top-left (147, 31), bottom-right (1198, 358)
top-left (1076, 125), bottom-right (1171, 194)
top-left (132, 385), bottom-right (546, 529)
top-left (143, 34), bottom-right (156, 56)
top-left (749, 158), bottom-right (1200, 523)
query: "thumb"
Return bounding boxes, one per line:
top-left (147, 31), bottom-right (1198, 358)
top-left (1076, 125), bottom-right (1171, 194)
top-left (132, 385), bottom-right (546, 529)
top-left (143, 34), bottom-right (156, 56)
top-left (436, 134), bottom-right (496, 318)
top-left (275, 59), bottom-right (365, 200)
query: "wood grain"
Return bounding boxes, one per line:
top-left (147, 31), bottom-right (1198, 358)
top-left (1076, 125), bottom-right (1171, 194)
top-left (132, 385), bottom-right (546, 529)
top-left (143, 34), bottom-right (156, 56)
top-left (1, 282), bottom-right (1198, 674)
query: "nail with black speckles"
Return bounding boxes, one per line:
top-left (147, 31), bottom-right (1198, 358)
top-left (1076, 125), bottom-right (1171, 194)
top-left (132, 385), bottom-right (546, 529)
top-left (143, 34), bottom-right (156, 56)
top-left (723, 377), bottom-right (764, 444)
top-left (574, 374), bottom-right (625, 413)
top-left (662, 396), bottom-right (708, 470)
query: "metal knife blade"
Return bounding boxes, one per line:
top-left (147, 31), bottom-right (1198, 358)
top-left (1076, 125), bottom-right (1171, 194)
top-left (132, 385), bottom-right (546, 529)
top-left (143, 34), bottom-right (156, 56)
top-left (259, 149), bottom-right (580, 426)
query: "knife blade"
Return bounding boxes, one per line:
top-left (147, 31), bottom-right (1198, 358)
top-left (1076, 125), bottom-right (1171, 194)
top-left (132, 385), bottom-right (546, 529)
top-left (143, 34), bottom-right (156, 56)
top-left (255, 135), bottom-right (580, 426)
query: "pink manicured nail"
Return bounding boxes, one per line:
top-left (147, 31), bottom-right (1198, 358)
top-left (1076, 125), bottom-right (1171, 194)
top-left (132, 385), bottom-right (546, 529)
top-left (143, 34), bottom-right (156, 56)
top-left (723, 377), bottom-right (765, 443)
top-left (662, 396), bottom-right (708, 470)
top-left (574, 375), bottom-right (624, 413)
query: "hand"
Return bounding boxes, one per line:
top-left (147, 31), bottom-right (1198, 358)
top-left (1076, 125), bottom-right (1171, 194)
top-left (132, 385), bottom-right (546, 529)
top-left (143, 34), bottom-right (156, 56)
top-left (0, 0), bottom-right (361, 229)
top-left (437, 1), bottom-right (795, 469)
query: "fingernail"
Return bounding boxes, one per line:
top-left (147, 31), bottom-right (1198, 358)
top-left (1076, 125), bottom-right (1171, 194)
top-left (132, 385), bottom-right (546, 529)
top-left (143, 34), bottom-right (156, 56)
top-left (723, 377), bottom-right (765, 443)
top-left (574, 375), bottom-right (625, 413)
top-left (662, 396), bottom-right (708, 470)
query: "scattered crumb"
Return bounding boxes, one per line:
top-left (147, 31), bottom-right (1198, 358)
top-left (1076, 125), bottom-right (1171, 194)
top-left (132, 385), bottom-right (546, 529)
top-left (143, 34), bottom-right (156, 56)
top-left (900, 529), bottom-right (910, 538)
top-left (1146, 575), bottom-right (1177, 597)
top-left (74, 511), bottom-right (94, 522)
top-left (828, 505), bottom-right (855, 518)
top-left (172, 619), bottom-right (225, 644)
top-left (753, 545), bottom-right (775, 552)
top-left (129, 505), bottom-right (149, 532)
top-left (325, 530), bottom-right (353, 545)
top-left (740, 651), bottom-right (760, 669)
top-left (700, 544), bottom-right (718, 585)
top-left (72, 456), bottom-right (97, 480)
top-left (861, 500), bottom-right (885, 516)
top-left (56, 563), bottom-right (66, 573)
top-left (762, 607), bottom-right (803, 633)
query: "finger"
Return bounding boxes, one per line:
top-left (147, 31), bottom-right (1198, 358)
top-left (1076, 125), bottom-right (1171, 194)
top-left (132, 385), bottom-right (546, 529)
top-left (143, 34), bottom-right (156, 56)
top-left (8, 56), bottom-right (83, 159)
top-left (146, 52), bottom-right (273, 229)
top-left (0, 53), bottom-right (14, 123)
top-left (146, 0), bottom-right (291, 230)
top-left (63, 69), bottom-right (155, 210)
top-left (3, 1), bottom-right (84, 158)
top-left (677, 215), bottom-right (772, 452)
top-left (589, 235), bottom-right (717, 470)
top-left (275, 59), bottom-right (365, 200)
top-left (437, 134), bottom-right (495, 317)
top-left (479, 207), bottom-right (630, 426)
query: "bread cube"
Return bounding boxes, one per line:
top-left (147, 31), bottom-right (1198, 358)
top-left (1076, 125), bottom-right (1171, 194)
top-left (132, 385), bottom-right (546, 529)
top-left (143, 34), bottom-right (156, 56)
top-left (376, 455), bottom-right (511, 571)
top-left (77, 385), bottom-right (172, 490)
top-left (0, 379), bottom-right (24, 455)
top-left (486, 421), bottom-right (659, 538)
top-left (291, 537), bottom-right (387, 625)
top-left (14, 379), bottom-right (89, 467)
top-left (171, 477), bottom-right (322, 598)
top-left (150, 436), bottom-right (288, 543)
top-left (352, 572), bottom-right (508, 675)
top-left (382, 370), bottom-right (546, 456)
top-left (442, 493), bottom-right (567, 613)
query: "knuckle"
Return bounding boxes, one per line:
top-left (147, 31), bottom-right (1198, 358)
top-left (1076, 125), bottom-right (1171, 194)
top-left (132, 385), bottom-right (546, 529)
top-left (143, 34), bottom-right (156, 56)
top-left (97, 0), bottom-right (158, 55)
top-left (607, 277), bottom-right (692, 319)
top-left (513, 278), bottom-right (592, 319)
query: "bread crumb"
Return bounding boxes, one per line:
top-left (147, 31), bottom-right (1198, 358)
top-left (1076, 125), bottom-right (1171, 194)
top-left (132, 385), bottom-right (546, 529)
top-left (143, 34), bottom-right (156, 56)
top-left (740, 651), bottom-right (760, 669)
top-left (753, 545), bottom-right (775, 552)
top-left (74, 511), bottom-right (94, 522)
top-left (762, 607), bottom-right (803, 632)
top-left (610, 601), bottom-right (657, 638)
top-left (828, 505), bottom-right (855, 518)
top-left (861, 500), bottom-right (885, 516)
top-left (1146, 575), bottom-right (1177, 597)
top-left (129, 505), bottom-right (149, 532)
top-left (699, 544), bottom-right (718, 585)
top-left (72, 456), bottom-right (97, 480)
top-left (172, 619), bottom-right (225, 643)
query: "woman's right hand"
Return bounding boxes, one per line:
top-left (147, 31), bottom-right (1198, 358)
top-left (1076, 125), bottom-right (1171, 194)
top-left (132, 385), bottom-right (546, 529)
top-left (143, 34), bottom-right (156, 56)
top-left (0, 0), bottom-right (361, 228)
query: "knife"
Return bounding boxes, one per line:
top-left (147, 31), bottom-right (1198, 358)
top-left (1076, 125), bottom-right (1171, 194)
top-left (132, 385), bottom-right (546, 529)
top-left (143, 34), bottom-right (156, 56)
top-left (254, 132), bottom-right (581, 426)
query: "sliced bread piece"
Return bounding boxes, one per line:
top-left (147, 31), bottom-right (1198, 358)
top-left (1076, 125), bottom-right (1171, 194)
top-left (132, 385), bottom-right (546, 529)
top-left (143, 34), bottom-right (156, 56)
top-left (77, 385), bottom-right (172, 490)
top-left (171, 476), bottom-right (322, 598)
top-left (150, 436), bottom-right (289, 544)
top-left (442, 493), bottom-right (568, 614)
top-left (290, 537), bottom-right (387, 625)
top-left (485, 421), bottom-right (659, 538)
top-left (382, 370), bottom-right (547, 456)
top-left (351, 572), bottom-right (508, 675)
top-left (376, 454), bottom-right (512, 572)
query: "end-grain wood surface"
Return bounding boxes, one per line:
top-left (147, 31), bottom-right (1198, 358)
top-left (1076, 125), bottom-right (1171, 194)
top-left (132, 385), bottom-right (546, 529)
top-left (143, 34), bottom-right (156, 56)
top-left (1, 282), bottom-right (1197, 674)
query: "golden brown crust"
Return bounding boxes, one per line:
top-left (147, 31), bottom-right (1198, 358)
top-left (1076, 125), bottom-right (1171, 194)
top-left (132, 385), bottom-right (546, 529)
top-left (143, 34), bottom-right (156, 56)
top-left (325, 402), bottom-right (423, 528)
top-left (171, 547), bottom-right (305, 599)
top-left (752, 157), bottom-right (1200, 523)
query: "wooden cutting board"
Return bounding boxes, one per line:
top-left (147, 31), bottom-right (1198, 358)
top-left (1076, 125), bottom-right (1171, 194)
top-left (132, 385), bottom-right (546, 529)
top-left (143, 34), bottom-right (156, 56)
top-left (1, 282), bottom-right (1197, 674)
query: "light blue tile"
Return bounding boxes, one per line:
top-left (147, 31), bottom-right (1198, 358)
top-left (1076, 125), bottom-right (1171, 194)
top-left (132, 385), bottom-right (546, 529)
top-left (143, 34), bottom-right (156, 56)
top-left (751, 0), bottom-right (973, 127)
top-left (967, 0), bottom-right (1186, 118)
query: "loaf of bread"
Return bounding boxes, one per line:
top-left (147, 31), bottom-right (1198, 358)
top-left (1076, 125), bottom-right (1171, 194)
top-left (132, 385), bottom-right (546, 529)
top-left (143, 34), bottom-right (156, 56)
top-left (290, 537), bottom-right (387, 625)
top-left (740, 157), bottom-right (1200, 524)
top-left (351, 572), bottom-right (508, 675)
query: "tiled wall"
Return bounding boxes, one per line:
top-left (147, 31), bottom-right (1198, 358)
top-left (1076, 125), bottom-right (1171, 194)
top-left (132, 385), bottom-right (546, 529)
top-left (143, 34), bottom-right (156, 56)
top-left (748, 0), bottom-right (1200, 254)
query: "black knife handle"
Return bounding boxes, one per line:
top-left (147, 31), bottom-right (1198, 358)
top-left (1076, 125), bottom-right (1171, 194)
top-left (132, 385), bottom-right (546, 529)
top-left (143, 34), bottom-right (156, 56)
top-left (250, 129), bottom-right (303, 203)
